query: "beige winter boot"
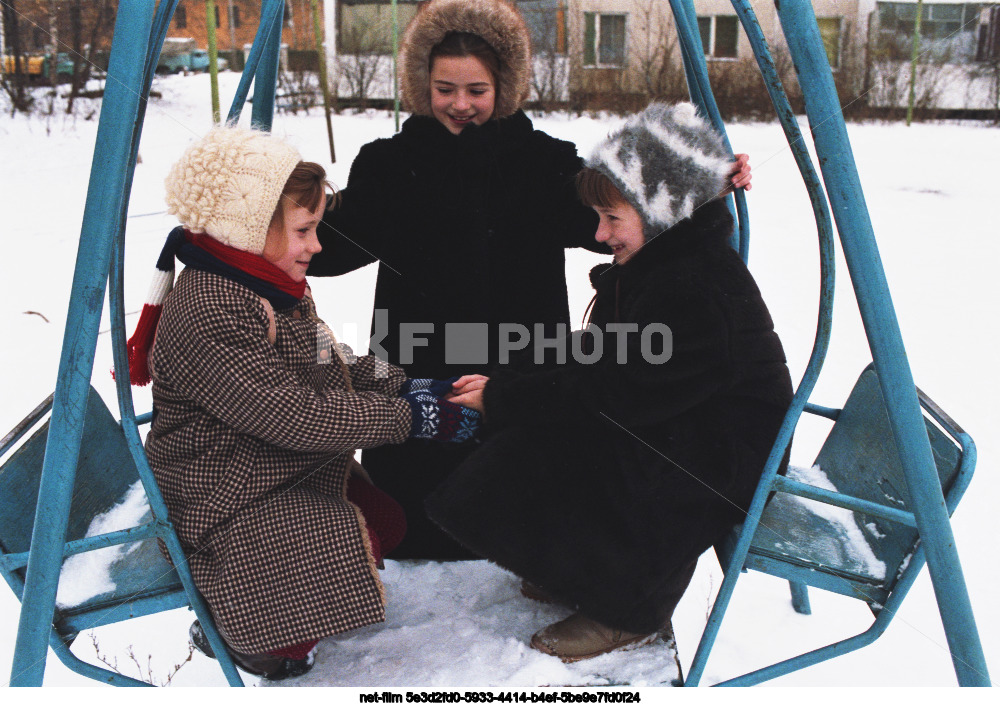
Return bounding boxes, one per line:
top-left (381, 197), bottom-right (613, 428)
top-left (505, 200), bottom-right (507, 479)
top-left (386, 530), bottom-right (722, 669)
top-left (529, 613), bottom-right (660, 663)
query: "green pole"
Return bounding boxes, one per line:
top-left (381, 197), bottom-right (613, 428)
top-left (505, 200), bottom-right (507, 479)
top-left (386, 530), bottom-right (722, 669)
top-left (393, 0), bottom-right (399, 132)
top-left (311, 0), bottom-right (336, 161)
top-left (906, 0), bottom-right (923, 126)
top-left (206, 0), bottom-right (221, 124)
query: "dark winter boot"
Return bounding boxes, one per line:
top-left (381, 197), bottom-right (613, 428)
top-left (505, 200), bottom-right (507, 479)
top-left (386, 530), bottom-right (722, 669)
top-left (189, 620), bottom-right (314, 681)
top-left (530, 613), bottom-right (660, 663)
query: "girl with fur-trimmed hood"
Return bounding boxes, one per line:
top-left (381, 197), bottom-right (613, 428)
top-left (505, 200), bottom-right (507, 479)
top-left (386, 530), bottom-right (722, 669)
top-left (427, 103), bottom-right (792, 663)
top-left (309, 0), bottom-right (752, 560)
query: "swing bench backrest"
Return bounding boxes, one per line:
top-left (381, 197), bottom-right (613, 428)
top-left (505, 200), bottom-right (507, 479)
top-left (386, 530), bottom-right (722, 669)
top-left (0, 387), bottom-right (187, 641)
top-left (718, 365), bottom-right (973, 611)
top-left (694, 363), bottom-right (978, 686)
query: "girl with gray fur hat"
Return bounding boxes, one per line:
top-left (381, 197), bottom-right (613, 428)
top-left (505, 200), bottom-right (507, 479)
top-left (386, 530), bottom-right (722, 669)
top-left (309, 0), bottom-right (753, 561)
top-left (427, 102), bottom-right (792, 663)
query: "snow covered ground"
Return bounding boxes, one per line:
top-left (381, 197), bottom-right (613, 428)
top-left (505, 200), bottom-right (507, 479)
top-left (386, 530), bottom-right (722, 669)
top-left (1, 72), bottom-right (998, 695)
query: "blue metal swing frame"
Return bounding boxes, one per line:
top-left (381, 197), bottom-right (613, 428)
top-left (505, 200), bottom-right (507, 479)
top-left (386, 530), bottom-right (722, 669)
top-left (5, 0), bottom-right (289, 687)
top-left (664, 0), bottom-right (990, 687)
top-left (2, 0), bottom-right (990, 688)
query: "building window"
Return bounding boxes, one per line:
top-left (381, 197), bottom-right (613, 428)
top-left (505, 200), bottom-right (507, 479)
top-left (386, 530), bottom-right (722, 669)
top-left (583, 12), bottom-right (626, 67)
top-left (976, 6), bottom-right (1000, 62)
top-left (817, 17), bottom-right (842, 67)
top-left (877, 2), bottom-right (979, 40)
top-left (232, 6), bottom-right (241, 29)
top-left (698, 15), bottom-right (739, 58)
top-left (521, 1), bottom-right (567, 55)
top-left (175, 5), bottom-right (186, 30)
top-left (215, 6), bottom-right (221, 28)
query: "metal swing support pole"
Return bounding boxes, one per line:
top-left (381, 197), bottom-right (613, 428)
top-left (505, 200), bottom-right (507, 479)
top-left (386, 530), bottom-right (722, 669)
top-left (774, 0), bottom-right (989, 686)
top-left (677, 0), bottom-right (838, 686)
top-left (9, 0), bottom-right (286, 685)
top-left (9, 0), bottom-right (156, 686)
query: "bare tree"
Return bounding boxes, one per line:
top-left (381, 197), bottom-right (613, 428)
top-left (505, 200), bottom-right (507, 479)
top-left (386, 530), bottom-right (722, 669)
top-left (47, 0), bottom-right (58, 111)
top-left (523, 2), bottom-right (568, 109)
top-left (1, 0), bottom-right (34, 114)
top-left (65, 0), bottom-right (114, 115)
top-left (630, 0), bottom-right (683, 101)
top-left (972, 6), bottom-right (1000, 124)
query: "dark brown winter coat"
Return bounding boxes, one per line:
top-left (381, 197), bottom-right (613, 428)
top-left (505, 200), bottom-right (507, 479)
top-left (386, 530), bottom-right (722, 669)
top-left (426, 201), bottom-right (794, 634)
top-left (146, 269), bottom-right (411, 654)
top-left (309, 111), bottom-right (604, 559)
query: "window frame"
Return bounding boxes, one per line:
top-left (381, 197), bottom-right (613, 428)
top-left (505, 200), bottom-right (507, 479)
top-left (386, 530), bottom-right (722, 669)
top-left (583, 11), bottom-right (628, 69)
top-left (878, 2), bottom-right (981, 39)
top-left (816, 16), bottom-right (843, 69)
top-left (697, 14), bottom-right (739, 60)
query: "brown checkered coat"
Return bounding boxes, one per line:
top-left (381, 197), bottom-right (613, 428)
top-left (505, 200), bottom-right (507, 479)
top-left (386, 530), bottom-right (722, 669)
top-left (146, 269), bottom-right (410, 654)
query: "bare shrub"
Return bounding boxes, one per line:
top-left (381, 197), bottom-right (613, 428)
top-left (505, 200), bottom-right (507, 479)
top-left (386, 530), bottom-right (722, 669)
top-left (90, 631), bottom-right (194, 686)
top-left (339, 22), bottom-right (390, 107)
top-left (630, 0), bottom-right (685, 101)
top-left (705, 59), bottom-right (778, 122)
top-left (865, 31), bottom-right (953, 121)
top-left (276, 69), bottom-right (321, 115)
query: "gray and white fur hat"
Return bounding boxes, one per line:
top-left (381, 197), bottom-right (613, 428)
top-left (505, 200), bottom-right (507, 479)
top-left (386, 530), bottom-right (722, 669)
top-left (586, 102), bottom-right (732, 241)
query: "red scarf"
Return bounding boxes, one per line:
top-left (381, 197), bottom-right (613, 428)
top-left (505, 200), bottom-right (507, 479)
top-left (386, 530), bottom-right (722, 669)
top-left (185, 232), bottom-right (307, 301)
top-left (122, 228), bottom-right (307, 386)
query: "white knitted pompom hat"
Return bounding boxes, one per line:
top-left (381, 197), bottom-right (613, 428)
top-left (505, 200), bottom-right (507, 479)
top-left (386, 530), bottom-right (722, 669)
top-left (587, 102), bottom-right (732, 241)
top-left (164, 127), bottom-right (301, 255)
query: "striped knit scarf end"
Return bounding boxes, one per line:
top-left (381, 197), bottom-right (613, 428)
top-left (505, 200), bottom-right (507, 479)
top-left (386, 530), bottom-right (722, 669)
top-left (119, 229), bottom-right (184, 386)
top-left (126, 268), bottom-right (175, 386)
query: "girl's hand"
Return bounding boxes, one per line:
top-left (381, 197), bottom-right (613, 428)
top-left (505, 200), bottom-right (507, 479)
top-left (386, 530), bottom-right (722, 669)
top-left (449, 388), bottom-right (485, 414)
top-left (723, 153), bottom-right (752, 194)
top-left (447, 374), bottom-right (489, 399)
top-left (447, 374), bottom-right (488, 414)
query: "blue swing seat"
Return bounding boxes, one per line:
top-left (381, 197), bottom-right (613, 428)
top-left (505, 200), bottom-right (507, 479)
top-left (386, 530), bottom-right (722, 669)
top-left (0, 387), bottom-right (202, 685)
top-left (721, 365), bottom-right (973, 609)
top-left (694, 365), bottom-right (975, 686)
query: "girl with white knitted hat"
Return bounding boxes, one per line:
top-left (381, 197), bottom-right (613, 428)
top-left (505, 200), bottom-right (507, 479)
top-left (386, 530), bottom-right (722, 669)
top-left (427, 102), bottom-right (793, 663)
top-left (128, 127), bottom-right (481, 680)
top-left (309, 0), bottom-right (753, 561)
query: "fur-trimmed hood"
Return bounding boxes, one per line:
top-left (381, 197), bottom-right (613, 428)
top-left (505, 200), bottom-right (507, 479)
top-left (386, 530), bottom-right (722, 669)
top-left (399, 0), bottom-right (532, 120)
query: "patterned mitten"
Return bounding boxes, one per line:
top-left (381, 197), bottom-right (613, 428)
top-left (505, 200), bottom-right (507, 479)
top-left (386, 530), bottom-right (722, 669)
top-left (399, 376), bottom-right (460, 397)
top-left (402, 391), bottom-right (480, 443)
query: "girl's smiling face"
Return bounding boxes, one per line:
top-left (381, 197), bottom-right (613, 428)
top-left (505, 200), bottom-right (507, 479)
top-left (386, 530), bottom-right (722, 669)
top-left (593, 200), bottom-right (646, 265)
top-left (429, 55), bottom-right (496, 134)
top-left (262, 197), bottom-right (325, 281)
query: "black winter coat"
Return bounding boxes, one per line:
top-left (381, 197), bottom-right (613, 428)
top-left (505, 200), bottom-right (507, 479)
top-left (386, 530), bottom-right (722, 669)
top-left (425, 201), bottom-right (794, 632)
top-left (310, 111), bottom-right (604, 558)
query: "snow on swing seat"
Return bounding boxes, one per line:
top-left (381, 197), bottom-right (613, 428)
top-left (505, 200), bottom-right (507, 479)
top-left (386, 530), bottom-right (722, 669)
top-left (718, 365), bottom-right (967, 610)
top-left (0, 387), bottom-right (187, 640)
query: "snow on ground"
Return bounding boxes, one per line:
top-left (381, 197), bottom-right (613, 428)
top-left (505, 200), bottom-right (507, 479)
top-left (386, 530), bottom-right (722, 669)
top-left (1, 72), bottom-right (998, 695)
